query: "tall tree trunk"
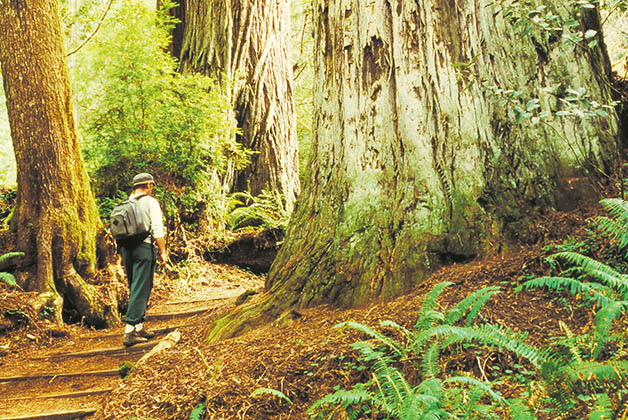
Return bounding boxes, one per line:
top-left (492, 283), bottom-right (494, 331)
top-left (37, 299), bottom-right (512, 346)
top-left (161, 0), bottom-right (187, 60)
top-left (207, 0), bottom-right (619, 340)
top-left (179, 0), bottom-right (300, 211)
top-left (0, 0), bottom-right (120, 327)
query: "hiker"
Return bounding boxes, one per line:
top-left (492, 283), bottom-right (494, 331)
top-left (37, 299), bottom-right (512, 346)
top-left (119, 173), bottom-right (168, 347)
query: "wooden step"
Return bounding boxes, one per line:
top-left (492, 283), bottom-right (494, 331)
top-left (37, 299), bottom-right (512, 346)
top-left (33, 341), bottom-right (157, 361)
top-left (0, 369), bottom-right (119, 383)
top-left (0, 408), bottom-right (96, 420)
top-left (80, 323), bottom-right (190, 341)
top-left (5, 388), bottom-right (112, 401)
top-left (145, 305), bottom-right (216, 321)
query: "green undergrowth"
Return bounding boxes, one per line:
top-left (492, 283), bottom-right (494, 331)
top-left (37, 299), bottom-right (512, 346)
top-left (292, 197), bottom-right (628, 419)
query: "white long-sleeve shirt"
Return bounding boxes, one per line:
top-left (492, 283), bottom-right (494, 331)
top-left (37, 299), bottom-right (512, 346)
top-left (130, 192), bottom-right (165, 243)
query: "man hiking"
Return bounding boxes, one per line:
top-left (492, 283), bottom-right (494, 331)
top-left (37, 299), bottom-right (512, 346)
top-left (119, 173), bottom-right (168, 347)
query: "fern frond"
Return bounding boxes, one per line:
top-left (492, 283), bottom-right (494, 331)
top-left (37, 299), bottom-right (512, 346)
top-left (551, 252), bottom-right (628, 297)
top-left (415, 282), bottom-right (452, 330)
top-left (596, 216), bottom-right (628, 250)
top-left (0, 251), bottom-right (24, 264)
top-left (506, 398), bottom-right (537, 420)
top-left (415, 377), bottom-right (443, 398)
top-left (444, 286), bottom-right (501, 326)
top-left (444, 375), bottom-right (506, 405)
top-left (517, 276), bottom-right (613, 308)
top-left (421, 340), bottom-right (442, 377)
top-left (558, 321), bottom-right (583, 364)
top-left (188, 401), bottom-right (206, 420)
top-left (588, 393), bottom-right (613, 420)
top-left (564, 359), bottom-right (628, 385)
top-left (335, 321), bottom-right (405, 357)
top-left (380, 319), bottom-right (412, 337)
top-left (599, 198), bottom-right (628, 248)
top-left (431, 324), bottom-right (547, 368)
top-left (251, 387), bottom-right (293, 405)
top-left (0, 272), bottom-right (17, 287)
top-left (415, 310), bottom-right (446, 332)
top-left (592, 301), bottom-right (627, 360)
top-left (308, 388), bottom-right (373, 413)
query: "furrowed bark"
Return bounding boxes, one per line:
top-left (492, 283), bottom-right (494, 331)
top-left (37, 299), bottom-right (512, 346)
top-left (179, 0), bottom-right (300, 211)
top-left (0, 0), bottom-right (121, 326)
top-left (207, 0), bottom-right (619, 341)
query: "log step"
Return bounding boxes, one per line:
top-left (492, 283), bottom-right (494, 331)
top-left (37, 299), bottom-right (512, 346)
top-left (145, 305), bottom-right (216, 321)
top-left (0, 369), bottom-right (119, 383)
top-left (33, 341), bottom-right (157, 360)
top-left (5, 388), bottom-right (112, 401)
top-left (0, 408), bottom-right (97, 420)
top-left (81, 323), bottom-right (191, 340)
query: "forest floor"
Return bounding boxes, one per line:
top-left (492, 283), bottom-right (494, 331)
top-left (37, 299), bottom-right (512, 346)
top-left (0, 201), bottom-right (616, 420)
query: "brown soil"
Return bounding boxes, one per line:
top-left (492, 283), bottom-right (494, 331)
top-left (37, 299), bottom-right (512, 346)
top-left (0, 202), bottom-right (618, 420)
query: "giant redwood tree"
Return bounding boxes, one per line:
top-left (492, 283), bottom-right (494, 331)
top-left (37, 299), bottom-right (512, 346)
top-left (177, 0), bottom-right (300, 211)
top-left (0, 0), bottom-right (119, 326)
top-left (208, 0), bottom-right (620, 339)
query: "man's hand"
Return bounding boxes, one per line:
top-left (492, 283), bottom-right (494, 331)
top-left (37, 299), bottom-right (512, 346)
top-left (159, 251), bottom-right (169, 265)
top-left (155, 237), bottom-right (168, 266)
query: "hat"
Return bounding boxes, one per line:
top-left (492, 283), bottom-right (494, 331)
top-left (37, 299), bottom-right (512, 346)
top-left (132, 173), bottom-right (155, 187)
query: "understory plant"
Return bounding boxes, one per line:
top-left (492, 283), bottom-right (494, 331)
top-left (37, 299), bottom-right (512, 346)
top-left (73, 0), bottom-right (249, 230)
top-left (227, 190), bottom-right (290, 232)
top-left (309, 282), bottom-right (537, 419)
top-left (0, 251), bottom-right (23, 287)
top-left (514, 197), bottom-right (628, 417)
top-left (312, 200), bottom-right (628, 419)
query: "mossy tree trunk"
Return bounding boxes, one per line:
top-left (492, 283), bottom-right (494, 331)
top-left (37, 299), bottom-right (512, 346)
top-left (178, 0), bottom-right (300, 211)
top-left (0, 0), bottom-right (120, 327)
top-left (207, 0), bottom-right (620, 341)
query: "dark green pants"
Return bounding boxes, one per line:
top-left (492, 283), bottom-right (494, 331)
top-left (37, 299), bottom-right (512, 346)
top-left (120, 242), bottom-right (156, 325)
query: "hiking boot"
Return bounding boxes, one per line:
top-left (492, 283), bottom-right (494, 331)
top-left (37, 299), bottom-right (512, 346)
top-left (123, 330), bottom-right (148, 347)
top-left (136, 327), bottom-right (155, 339)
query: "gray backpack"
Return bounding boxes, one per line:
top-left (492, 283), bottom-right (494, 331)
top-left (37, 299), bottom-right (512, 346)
top-left (109, 194), bottom-right (150, 246)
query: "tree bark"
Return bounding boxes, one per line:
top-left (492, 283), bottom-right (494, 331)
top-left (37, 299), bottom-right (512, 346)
top-left (207, 0), bottom-right (619, 340)
top-left (0, 0), bottom-right (120, 327)
top-left (178, 0), bottom-right (300, 211)
top-left (161, 0), bottom-right (187, 60)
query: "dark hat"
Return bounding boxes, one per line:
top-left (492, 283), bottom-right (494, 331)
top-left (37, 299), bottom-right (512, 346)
top-left (132, 173), bottom-right (155, 187)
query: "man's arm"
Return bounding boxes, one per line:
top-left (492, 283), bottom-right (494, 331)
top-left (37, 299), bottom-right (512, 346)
top-left (155, 237), bottom-right (168, 264)
top-left (148, 198), bottom-right (168, 264)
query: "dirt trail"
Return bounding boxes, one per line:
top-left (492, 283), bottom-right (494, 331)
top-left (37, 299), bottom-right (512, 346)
top-left (0, 263), bottom-right (264, 420)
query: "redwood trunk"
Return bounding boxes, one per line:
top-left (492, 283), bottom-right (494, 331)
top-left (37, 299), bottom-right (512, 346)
top-left (0, 0), bottom-right (120, 326)
top-left (207, 0), bottom-right (619, 340)
top-left (179, 0), bottom-right (300, 211)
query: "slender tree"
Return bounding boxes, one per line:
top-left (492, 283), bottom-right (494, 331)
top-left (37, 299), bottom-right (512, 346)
top-left (178, 0), bottom-right (300, 211)
top-left (0, 0), bottom-right (120, 326)
top-left (207, 0), bottom-right (620, 340)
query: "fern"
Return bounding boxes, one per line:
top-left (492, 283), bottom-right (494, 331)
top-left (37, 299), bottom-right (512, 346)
top-left (187, 401), bottom-right (206, 420)
top-left (227, 190), bottom-right (289, 231)
top-left (588, 393), bottom-right (613, 420)
top-left (598, 198), bottom-right (628, 251)
top-left (550, 252), bottom-right (628, 298)
top-left (251, 387), bottom-right (293, 405)
top-left (334, 320), bottom-right (406, 359)
top-left (517, 276), bottom-right (614, 308)
top-left (592, 300), bottom-right (627, 359)
top-left (563, 359), bottom-right (628, 384)
top-left (507, 398), bottom-right (537, 420)
top-left (433, 324), bottom-right (547, 369)
top-left (0, 272), bottom-right (17, 287)
top-left (308, 388), bottom-right (372, 413)
top-left (0, 251), bottom-right (24, 264)
top-left (314, 282), bottom-right (535, 420)
top-left (0, 251), bottom-right (23, 287)
top-left (444, 285), bottom-right (501, 326)
top-left (414, 281), bottom-right (453, 330)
